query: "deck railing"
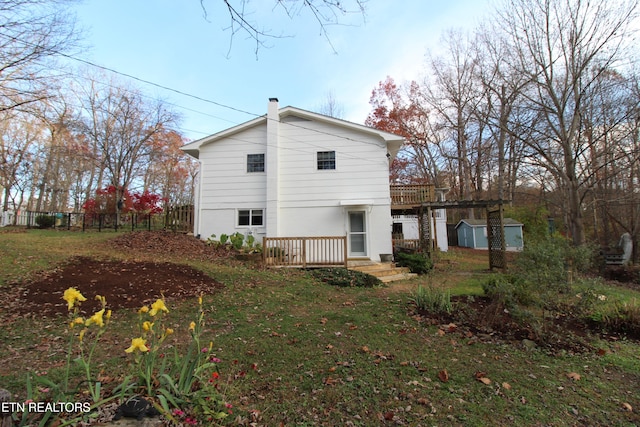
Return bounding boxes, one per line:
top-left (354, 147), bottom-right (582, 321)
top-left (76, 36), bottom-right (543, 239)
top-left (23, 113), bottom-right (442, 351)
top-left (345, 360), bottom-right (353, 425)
top-left (390, 184), bottom-right (435, 207)
top-left (263, 236), bottom-right (347, 267)
top-left (392, 238), bottom-right (420, 251)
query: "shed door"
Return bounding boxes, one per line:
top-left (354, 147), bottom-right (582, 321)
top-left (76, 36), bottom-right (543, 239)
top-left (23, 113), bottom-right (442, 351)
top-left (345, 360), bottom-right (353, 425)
top-left (348, 211), bottom-right (367, 257)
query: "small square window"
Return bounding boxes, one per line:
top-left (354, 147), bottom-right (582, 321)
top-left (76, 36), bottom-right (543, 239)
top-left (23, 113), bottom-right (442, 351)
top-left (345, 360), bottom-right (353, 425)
top-left (247, 153), bottom-right (265, 172)
top-left (317, 151), bottom-right (335, 170)
top-left (238, 209), bottom-right (263, 227)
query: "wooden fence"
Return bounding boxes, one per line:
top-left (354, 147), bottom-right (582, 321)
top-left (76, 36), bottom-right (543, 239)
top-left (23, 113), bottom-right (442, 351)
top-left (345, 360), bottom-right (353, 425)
top-left (263, 236), bottom-right (348, 267)
top-left (164, 205), bottom-right (194, 233)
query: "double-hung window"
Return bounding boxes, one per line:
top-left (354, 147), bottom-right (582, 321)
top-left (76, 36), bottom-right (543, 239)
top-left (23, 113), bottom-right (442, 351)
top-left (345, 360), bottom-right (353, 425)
top-left (317, 151), bottom-right (336, 170)
top-left (247, 153), bottom-right (265, 172)
top-left (238, 209), bottom-right (263, 227)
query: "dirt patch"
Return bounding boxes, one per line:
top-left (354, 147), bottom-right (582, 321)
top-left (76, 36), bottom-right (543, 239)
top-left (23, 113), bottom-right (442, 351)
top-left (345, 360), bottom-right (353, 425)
top-left (8, 257), bottom-right (224, 318)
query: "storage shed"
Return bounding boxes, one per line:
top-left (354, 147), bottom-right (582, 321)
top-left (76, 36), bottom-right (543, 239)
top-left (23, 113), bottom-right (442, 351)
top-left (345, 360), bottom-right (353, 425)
top-left (455, 218), bottom-right (524, 251)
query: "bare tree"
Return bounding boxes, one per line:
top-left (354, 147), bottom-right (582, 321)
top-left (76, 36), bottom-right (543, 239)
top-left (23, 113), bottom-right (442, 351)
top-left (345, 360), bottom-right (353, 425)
top-left (79, 76), bottom-right (178, 216)
top-left (474, 26), bottom-right (531, 203)
top-left (204, 0), bottom-right (367, 55)
top-left (422, 29), bottom-right (486, 216)
top-left (0, 109), bottom-right (42, 217)
top-left (495, 0), bottom-right (639, 245)
top-left (0, 0), bottom-right (81, 112)
top-left (317, 91), bottom-right (345, 119)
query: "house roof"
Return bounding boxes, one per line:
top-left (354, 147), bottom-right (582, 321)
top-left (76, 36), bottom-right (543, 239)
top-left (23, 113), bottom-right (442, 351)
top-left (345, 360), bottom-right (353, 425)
top-left (455, 218), bottom-right (523, 229)
top-left (180, 105), bottom-right (405, 159)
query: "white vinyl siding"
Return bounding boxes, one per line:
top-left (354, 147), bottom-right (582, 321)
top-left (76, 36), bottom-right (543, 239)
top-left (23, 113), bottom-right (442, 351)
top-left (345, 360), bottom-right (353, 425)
top-left (198, 125), bottom-right (267, 209)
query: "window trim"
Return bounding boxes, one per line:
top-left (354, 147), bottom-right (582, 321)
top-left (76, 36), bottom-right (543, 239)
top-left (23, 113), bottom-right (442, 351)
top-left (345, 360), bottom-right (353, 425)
top-left (316, 150), bottom-right (336, 170)
top-left (246, 153), bottom-right (265, 173)
top-left (237, 208), bottom-right (264, 227)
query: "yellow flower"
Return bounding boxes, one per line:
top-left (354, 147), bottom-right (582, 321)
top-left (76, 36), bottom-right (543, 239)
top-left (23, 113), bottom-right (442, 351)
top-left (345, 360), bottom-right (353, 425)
top-left (125, 338), bottom-right (149, 353)
top-left (70, 317), bottom-right (85, 328)
top-left (142, 321), bottom-right (154, 332)
top-left (85, 309), bottom-right (105, 328)
top-left (165, 328), bottom-right (174, 335)
top-left (149, 299), bottom-right (169, 316)
top-left (188, 321), bottom-right (196, 332)
top-left (198, 295), bottom-right (203, 306)
top-left (95, 295), bottom-right (106, 307)
top-left (105, 310), bottom-right (112, 320)
top-left (79, 328), bottom-right (87, 343)
top-left (63, 287), bottom-right (87, 311)
top-left (138, 306), bottom-right (149, 314)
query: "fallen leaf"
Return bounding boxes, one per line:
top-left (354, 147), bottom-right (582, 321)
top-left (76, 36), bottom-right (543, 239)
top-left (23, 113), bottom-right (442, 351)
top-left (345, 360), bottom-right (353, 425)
top-left (384, 411), bottom-right (394, 421)
top-left (566, 372), bottom-right (581, 381)
top-left (502, 382), bottom-right (512, 390)
top-left (320, 317), bottom-right (328, 325)
top-left (324, 376), bottom-right (340, 385)
top-left (361, 345), bottom-right (370, 353)
top-left (474, 371), bottom-right (491, 384)
top-left (438, 369), bottom-right (449, 383)
top-left (622, 402), bottom-right (633, 412)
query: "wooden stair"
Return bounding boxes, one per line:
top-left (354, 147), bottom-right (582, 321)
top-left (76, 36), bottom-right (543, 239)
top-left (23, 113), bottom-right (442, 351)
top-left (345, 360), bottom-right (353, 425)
top-left (348, 261), bottom-right (417, 283)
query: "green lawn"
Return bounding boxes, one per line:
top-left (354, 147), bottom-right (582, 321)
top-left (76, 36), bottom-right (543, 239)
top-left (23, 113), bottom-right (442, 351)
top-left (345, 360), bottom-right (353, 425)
top-left (1, 229), bottom-right (639, 426)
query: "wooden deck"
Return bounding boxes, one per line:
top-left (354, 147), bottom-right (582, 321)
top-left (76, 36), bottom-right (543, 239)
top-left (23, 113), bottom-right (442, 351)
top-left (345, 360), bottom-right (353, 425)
top-left (390, 184), bottom-right (435, 209)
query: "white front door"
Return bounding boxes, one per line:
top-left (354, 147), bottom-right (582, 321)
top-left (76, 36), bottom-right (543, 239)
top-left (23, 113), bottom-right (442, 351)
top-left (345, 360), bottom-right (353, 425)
top-left (348, 211), bottom-right (367, 257)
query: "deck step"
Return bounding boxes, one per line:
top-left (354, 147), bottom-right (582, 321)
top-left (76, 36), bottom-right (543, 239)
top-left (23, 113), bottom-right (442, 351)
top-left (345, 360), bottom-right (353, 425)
top-left (349, 262), bottom-right (416, 282)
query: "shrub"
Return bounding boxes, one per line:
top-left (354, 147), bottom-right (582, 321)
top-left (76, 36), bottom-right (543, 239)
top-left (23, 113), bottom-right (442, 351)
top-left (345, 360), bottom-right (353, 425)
top-left (513, 235), bottom-right (594, 293)
top-left (395, 252), bottom-right (433, 275)
top-left (35, 214), bottom-right (55, 229)
top-left (309, 268), bottom-right (382, 288)
top-left (482, 274), bottom-right (539, 309)
top-left (410, 284), bottom-right (452, 315)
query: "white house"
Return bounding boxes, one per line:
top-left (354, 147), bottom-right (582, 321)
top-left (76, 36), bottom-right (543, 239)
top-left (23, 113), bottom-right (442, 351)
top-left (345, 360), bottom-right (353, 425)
top-left (181, 98), bottom-right (404, 263)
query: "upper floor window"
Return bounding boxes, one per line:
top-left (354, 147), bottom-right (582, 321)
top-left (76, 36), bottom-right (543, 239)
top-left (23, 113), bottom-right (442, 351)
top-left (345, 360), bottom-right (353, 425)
top-left (247, 153), bottom-right (265, 172)
top-left (317, 151), bottom-right (336, 170)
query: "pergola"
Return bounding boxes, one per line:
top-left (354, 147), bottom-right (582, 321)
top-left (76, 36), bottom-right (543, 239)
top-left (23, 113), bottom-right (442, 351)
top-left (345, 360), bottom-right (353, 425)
top-left (417, 199), bottom-right (509, 270)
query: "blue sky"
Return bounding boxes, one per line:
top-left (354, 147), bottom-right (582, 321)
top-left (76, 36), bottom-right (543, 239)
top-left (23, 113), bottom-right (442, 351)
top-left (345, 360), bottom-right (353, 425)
top-left (72, 1), bottom-right (492, 141)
